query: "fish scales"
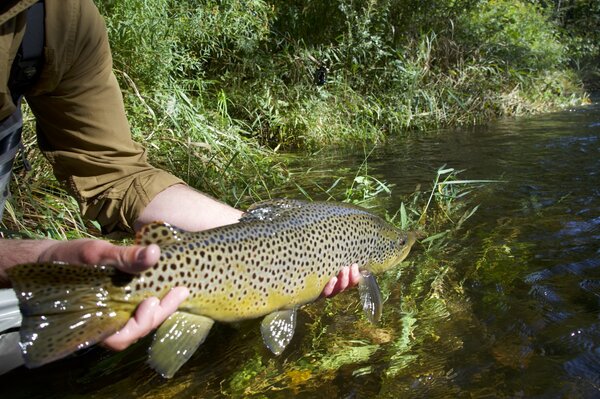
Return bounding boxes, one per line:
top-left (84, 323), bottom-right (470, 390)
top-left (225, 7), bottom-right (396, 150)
top-left (133, 204), bottom-right (394, 321)
top-left (7, 199), bottom-right (415, 378)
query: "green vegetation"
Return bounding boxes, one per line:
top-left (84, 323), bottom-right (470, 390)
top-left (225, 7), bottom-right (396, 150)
top-left (217, 166), bottom-right (490, 397)
top-left (3, 3), bottom-right (598, 395)
top-left (2, 0), bottom-right (599, 237)
top-left (98, 0), bottom-right (593, 150)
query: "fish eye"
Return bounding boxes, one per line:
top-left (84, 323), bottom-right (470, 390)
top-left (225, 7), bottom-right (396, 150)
top-left (398, 238), bottom-right (406, 246)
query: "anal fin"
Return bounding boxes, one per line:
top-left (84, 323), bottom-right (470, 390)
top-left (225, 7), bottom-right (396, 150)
top-left (260, 308), bottom-right (297, 355)
top-left (147, 311), bottom-right (214, 378)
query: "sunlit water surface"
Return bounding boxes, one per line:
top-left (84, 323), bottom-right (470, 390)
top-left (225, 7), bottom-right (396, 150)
top-left (2, 101), bottom-right (600, 398)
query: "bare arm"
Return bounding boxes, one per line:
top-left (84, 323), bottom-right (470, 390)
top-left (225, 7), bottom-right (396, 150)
top-left (0, 240), bottom-right (57, 287)
top-left (134, 184), bottom-right (243, 231)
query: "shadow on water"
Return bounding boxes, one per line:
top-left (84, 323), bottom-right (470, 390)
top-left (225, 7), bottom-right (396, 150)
top-left (2, 101), bottom-right (600, 397)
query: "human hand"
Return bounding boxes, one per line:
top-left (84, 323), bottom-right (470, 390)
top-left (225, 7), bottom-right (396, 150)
top-left (37, 239), bottom-right (190, 351)
top-left (321, 263), bottom-right (361, 297)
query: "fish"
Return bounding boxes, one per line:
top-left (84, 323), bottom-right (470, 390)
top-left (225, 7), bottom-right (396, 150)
top-left (7, 199), bottom-right (415, 378)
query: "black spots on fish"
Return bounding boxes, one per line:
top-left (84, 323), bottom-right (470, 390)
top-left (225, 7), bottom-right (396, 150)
top-left (158, 228), bottom-right (171, 238)
top-left (151, 231), bottom-right (160, 241)
top-left (111, 271), bottom-right (133, 287)
top-left (175, 253), bottom-right (183, 264)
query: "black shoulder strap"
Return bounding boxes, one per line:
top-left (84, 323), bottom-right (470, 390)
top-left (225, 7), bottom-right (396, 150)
top-left (8, 1), bottom-right (45, 103)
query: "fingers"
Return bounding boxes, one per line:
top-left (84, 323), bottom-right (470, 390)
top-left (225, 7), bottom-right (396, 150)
top-left (113, 244), bottom-right (161, 273)
top-left (321, 263), bottom-right (361, 298)
top-left (89, 242), bottom-right (160, 273)
top-left (103, 297), bottom-right (159, 351)
top-left (102, 287), bottom-right (190, 351)
top-left (321, 276), bottom-right (338, 298)
top-left (348, 263), bottom-right (361, 286)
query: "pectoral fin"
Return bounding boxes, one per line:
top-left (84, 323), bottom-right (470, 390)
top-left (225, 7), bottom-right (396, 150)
top-left (147, 311), bottom-right (214, 378)
top-left (358, 271), bottom-right (383, 323)
top-left (260, 308), bottom-right (297, 355)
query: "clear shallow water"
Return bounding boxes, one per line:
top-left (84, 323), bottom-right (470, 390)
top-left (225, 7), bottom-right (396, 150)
top-left (2, 102), bottom-right (600, 398)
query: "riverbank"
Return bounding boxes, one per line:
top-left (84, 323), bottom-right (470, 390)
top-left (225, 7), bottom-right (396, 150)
top-left (98, 0), bottom-right (594, 191)
top-left (1, 0), bottom-right (598, 239)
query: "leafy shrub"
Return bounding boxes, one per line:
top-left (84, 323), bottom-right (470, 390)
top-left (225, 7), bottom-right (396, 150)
top-left (458, 0), bottom-right (566, 71)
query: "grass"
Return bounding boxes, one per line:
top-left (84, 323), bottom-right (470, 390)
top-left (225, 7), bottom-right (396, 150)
top-left (2, 0), bottom-right (593, 238)
top-left (96, 0), bottom-right (591, 149)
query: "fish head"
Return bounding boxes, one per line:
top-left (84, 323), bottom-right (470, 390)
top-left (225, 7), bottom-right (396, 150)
top-left (367, 223), bottom-right (416, 274)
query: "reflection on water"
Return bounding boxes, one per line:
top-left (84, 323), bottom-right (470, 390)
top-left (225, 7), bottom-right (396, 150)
top-left (2, 102), bottom-right (600, 398)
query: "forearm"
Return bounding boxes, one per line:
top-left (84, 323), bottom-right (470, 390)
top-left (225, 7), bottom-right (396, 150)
top-left (134, 184), bottom-right (243, 232)
top-left (0, 239), bottom-right (57, 287)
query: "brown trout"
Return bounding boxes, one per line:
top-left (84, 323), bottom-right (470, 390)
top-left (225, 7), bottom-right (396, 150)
top-left (8, 199), bottom-right (415, 378)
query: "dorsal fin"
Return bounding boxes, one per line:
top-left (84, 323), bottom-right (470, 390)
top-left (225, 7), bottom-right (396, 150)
top-left (136, 222), bottom-right (186, 246)
top-left (240, 199), bottom-right (307, 222)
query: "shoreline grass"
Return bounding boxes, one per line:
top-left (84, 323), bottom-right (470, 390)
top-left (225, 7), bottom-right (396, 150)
top-left (2, 0), bottom-right (598, 237)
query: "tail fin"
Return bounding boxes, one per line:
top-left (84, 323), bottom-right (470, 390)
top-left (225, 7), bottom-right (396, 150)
top-left (7, 263), bottom-right (136, 367)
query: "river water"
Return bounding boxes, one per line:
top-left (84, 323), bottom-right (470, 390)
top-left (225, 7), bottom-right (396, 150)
top-left (2, 101), bottom-right (600, 398)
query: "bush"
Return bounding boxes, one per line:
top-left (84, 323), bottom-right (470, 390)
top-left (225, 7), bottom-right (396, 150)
top-left (96, 0), bottom-right (586, 150)
top-left (458, 0), bottom-right (566, 71)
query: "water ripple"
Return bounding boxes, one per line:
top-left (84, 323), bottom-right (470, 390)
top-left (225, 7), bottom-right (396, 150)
top-left (528, 284), bottom-right (563, 304)
top-left (564, 347), bottom-right (600, 386)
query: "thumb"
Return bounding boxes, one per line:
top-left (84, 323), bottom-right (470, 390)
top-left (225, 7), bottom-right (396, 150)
top-left (113, 244), bottom-right (161, 274)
